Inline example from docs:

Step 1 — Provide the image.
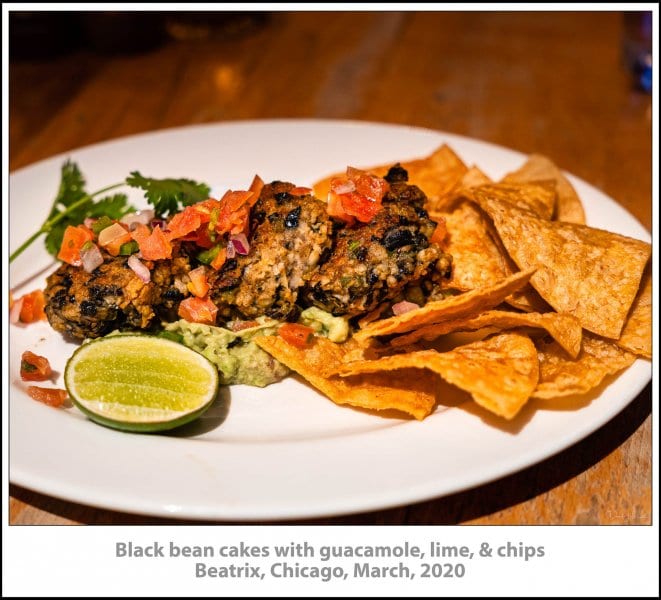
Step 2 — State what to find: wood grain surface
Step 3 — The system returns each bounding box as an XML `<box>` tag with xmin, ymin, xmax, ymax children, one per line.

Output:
<box><xmin>8</xmin><ymin>10</ymin><xmax>652</xmax><ymax>525</ymax></box>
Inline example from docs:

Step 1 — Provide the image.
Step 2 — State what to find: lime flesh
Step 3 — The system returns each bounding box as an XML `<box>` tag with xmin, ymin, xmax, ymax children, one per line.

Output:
<box><xmin>64</xmin><ymin>334</ymin><xmax>219</xmax><ymax>432</ymax></box>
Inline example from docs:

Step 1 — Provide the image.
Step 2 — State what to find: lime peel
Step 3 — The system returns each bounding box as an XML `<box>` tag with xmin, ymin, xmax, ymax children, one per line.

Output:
<box><xmin>64</xmin><ymin>334</ymin><xmax>219</xmax><ymax>432</ymax></box>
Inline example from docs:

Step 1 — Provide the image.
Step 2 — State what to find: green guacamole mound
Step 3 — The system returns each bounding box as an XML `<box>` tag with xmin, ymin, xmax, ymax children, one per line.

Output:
<box><xmin>164</xmin><ymin>317</ymin><xmax>290</xmax><ymax>388</ymax></box>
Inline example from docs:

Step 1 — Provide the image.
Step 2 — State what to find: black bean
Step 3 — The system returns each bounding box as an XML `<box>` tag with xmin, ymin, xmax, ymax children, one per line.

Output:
<box><xmin>80</xmin><ymin>301</ymin><xmax>97</xmax><ymax>316</ymax></box>
<box><xmin>382</xmin><ymin>227</ymin><xmax>414</xmax><ymax>251</ymax></box>
<box><xmin>311</xmin><ymin>283</ymin><xmax>328</xmax><ymax>302</ymax></box>
<box><xmin>385</xmin><ymin>163</ymin><xmax>409</xmax><ymax>183</ymax></box>
<box><xmin>284</xmin><ymin>206</ymin><xmax>301</xmax><ymax>228</ymax></box>
<box><xmin>274</xmin><ymin>191</ymin><xmax>291</xmax><ymax>204</ymax></box>
<box><xmin>354</xmin><ymin>246</ymin><xmax>368</xmax><ymax>261</ymax></box>
<box><xmin>163</xmin><ymin>288</ymin><xmax>184</xmax><ymax>302</ymax></box>
<box><xmin>318</xmin><ymin>246</ymin><xmax>332</xmax><ymax>266</ymax></box>
<box><xmin>397</xmin><ymin>259</ymin><xmax>414</xmax><ymax>276</ymax></box>
<box><xmin>252</xmin><ymin>210</ymin><xmax>266</xmax><ymax>225</ymax></box>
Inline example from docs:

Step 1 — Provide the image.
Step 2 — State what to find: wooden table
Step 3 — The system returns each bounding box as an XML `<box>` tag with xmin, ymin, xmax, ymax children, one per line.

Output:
<box><xmin>9</xmin><ymin>10</ymin><xmax>651</xmax><ymax>525</ymax></box>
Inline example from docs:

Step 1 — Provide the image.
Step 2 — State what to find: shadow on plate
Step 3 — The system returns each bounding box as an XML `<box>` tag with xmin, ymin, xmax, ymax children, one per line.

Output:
<box><xmin>165</xmin><ymin>387</ymin><xmax>232</xmax><ymax>438</ymax></box>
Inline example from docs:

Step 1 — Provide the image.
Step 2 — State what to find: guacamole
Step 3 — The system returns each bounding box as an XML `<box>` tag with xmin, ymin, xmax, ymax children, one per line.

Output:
<box><xmin>164</xmin><ymin>317</ymin><xmax>290</xmax><ymax>387</ymax></box>
<box><xmin>298</xmin><ymin>307</ymin><xmax>350</xmax><ymax>342</ymax></box>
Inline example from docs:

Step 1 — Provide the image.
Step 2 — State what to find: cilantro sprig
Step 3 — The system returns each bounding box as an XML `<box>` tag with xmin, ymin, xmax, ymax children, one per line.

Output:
<box><xmin>9</xmin><ymin>161</ymin><xmax>211</xmax><ymax>263</ymax></box>
<box><xmin>125</xmin><ymin>172</ymin><xmax>211</xmax><ymax>217</ymax></box>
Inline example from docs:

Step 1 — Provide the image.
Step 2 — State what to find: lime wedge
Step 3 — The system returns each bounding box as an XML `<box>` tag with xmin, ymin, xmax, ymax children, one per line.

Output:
<box><xmin>64</xmin><ymin>334</ymin><xmax>219</xmax><ymax>432</ymax></box>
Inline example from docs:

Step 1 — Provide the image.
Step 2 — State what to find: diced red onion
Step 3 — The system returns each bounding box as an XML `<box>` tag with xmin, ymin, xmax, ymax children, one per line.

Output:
<box><xmin>226</xmin><ymin>239</ymin><xmax>236</xmax><ymax>259</ymax></box>
<box><xmin>230</xmin><ymin>233</ymin><xmax>250</xmax><ymax>255</ymax></box>
<box><xmin>128</xmin><ymin>254</ymin><xmax>151</xmax><ymax>283</ymax></box>
<box><xmin>84</xmin><ymin>217</ymin><xmax>96</xmax><ymax>228</ymax></box>
<box><xmin>10</xmin><ymin>296</ymin><xmax>24</xmax><ymax>324</ymax></box>
<box><xmin>120</xmin><ymin>209</ymin><xmax>155</xmax><ymax>228</ymax></box>
<box><xmin>391</xmin><ymin>300</ymin><xmax>419</xmax><ymax>316</ymax></box>
<box><xmin>80</xmin><ymin>244</ymin><xmax>104</xmax><ymax>273</ymax></box>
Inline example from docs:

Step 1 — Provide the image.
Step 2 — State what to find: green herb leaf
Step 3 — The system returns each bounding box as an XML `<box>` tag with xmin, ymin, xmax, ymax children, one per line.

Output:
<box><xmin>47</xmin><ymin>160</ymin><xmax>88</xmax><ymax>220</ymax></box>
<box><xmin>43</xmin><ymin>190</ymin><xmax>133</xmax><ymax>257</ymax></box>
<box><xmin>85</xmin><ymin>193</ymin><xmax>134</xmax><ymax>220</ymax></box>
<box><xmin>125</xmin><ymin>172</ymin><xmax>211</xmax><ymax>217</ymax></box>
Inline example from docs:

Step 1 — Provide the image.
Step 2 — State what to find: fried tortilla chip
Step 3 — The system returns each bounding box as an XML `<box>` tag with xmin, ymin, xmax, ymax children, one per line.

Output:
<box><xmin>440</xmin><ymin>201</ymin><xmax>512</xmax><ymax>291</ymax></box>
<box><xmin>474</xmin><ymin>195</ymin><xmax>651</xmax><ymax>339</ymax></box>
<box><xmin>436</xmin><ymin>200</ymin><xmax>549</xmax><ymax>313</ymax></box>
<box><xmin>353</xmin><ymin>268</ymin><xmax>536</xmax><ymax>342</ymax></box>
<box><xmin>254</xmin><ymin>335</ymin><xmax>437</xmax><ymax>419</ymax></box>
<box><xmin>458</xmin><ymin>165</ymin><xmax>492</xmax><ymax>188</ymax></box>
<box><xmin>532</xmin><ymin>333</ymin><xmax>637</xmax><ymax>399</ymax></box>
<box><xmin>337</xmin><ymin>332</ymin><xmax>539</xmax><ymax>420</ymax></box>
<box><xmin>390</xmin><ymin>309</ymin><xmax>583</xmax><ymax>358</ymax></box>
<box><xmin>466</xmin><ymin>181</ymin><xmax>557</xmax><ymax>220</ymax></box>
<box><xmin>312</xmin><ymin>144</ymin><xmax>468</xmax><ymax>212</ymax></box>
<box><xmin>502</xmin><ymin>154</ymin><xmax>586</xmax><ymax>224</ymax></box>
<box><xmin>616</xmin><ymin>263</ymin><xmax>651</xmax><ymax>358</ymax></box>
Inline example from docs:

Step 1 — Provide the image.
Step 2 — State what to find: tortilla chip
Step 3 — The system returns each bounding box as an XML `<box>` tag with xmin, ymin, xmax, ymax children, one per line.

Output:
<box><xmin>254</xmin><ymin>335</ymin><xmax>437</xmax><ymax>420</ymax></box>
<box><xmin>354</xmin><ymin>268</ymin><xmax>536</xmax><ymax>342</ymax></box>
<box><xmin>502</xmin><ymin>154</ymin><xmax>586</xmax><ymax>224</ymax></box>
<box><xmin>436</xmin><ymin>201</ymin><xmax>550</xmax><ymax>313</ymax></box>
<box><xmin>466</xmin><ymin>181</ymin><xmax>557</xmax><ymax>220</ymax></box>
<box><xmin>440</xmin><ymin>201</ymin><xmax>512</xmax><ymax>291</ymax></box>
<box><xmin>532</xmin><ymin>333</ymin><xmax>637</xmax><ymax>398</ymax></box>
<box><xmin>616</xmin><ymin>264</ymin><xmax>651</xmax><ymax>358</ymax></box>
<box><xmin>458</xmin><ymin>165</ymin><xmax>492</xmax><ymax>188</ymax></box>
<box><xmin>338</xmin><ymin>332</ymin><xmax>539</xmax><ymax>420</ymax></box>
<box><xmin>312</xmin><ymin>144</ymin><xmax>468</xmax><ymax>212</ymax></box>
<box><xmin>474</xmin><ymin>195</ymin><xmax>651</xmax><ymax>339</ymax></box>
<box><xmin>390</xmin><ymin>309</ymin><xmax>583</xmax><ymax>358</ymax></box>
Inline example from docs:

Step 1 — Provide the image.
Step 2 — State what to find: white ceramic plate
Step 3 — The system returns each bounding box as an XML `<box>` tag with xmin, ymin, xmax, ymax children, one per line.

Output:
<box><xmin>8</xmin><ymin>120</ymin><xmax>651</xmax><ymax>521</ymax></box>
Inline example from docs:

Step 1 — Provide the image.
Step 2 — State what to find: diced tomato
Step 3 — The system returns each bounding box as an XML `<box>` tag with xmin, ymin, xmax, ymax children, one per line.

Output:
<box><xmin>26</xmin><ymin>386</ymin><xmax>68</xmax><ymax>408</ymax></box>
<box><xmin>20</xmin><ymin>351</ymin><xmax>52</xmax><ymax>381</ymax></box>
<box><xmin>327</xmin><ymin>191</ymin><xmax>356</xmax><ymax>225</ymax></box>
<box><xmin>346</xmin><ymin>167</ymin><xmax>389</xmax><ymax>204</ymax></box>
<box><xmin>190</xmin><ymin>199</ymin><xmax>222</xmax><ymax>222</ymax></box>
<box><xmin>130</xmin><ymin>222</ymin><xmax>151</xmax><ymax>245</ymax></box>
<box><xmin>278</xmin><ymin>323</ymin><xmax>315</xmax><ymax>349</ymax></box>
<box><xmin>430</xmin><ymin>217</ymin><xmax>447</xmax><ymax>245</ymax></box>
<box><xmin>166</xmin><ymin>206</ymin><xmax>203</xmax><ymax>241</ymax></box>
<box><xmin>220</xmin><ymin>189</ymin><xmax>254</xmax><ymax>213</ymax></box>
<box><xmin>288</xmin><ymin>186</ymin><xmax>313</xmax><ymax>196</ymax></box>
<box><xmin>178</xmin><ymin>296</ymin><xmax>218</xmax><ymax>325</ymax></box>
<box><xmin>187</xmin><ymin>266</ymin><xmax>210</xmax><ymax>298</ymax></box>
<box><xmin>340</xmin><ymin>191</ymin><xmax>383</xmax><ymax>222</ymax></box>
<box><xmin>326</xmin><ymin>168</ymin><xmax>388</xmax><ymax>224</ymax></box>
<box><xmin>191</xmin><ymin>226</ymin><xmax>217</xmax><ymax>249</ymax></box>
<box><xmin>215</xmin><ymin>190</ymin><xmax>254</xmax><ymax>236</ymax></box>
<box><xmin>131</xmin><ymin>224</ymin><xmax>172</xmax><ymax>261</ymax></box>
<box><xmin>248</xmin><ymin>174</ymin><xmax>265</xmax><ymax>205</ymax></box>
<box><xmin>227</xmin><ymin>204</ymin><xmax>251</xmax><ymax>236</ymax></box>
<box><xmin>57</xmin><ymin>225</ymin><xmax>95</xmax><ymax>266</ymax></box>
<box><xmin>18</xmin><ymin>289</ymin><xmax>47</xmax><ymax>323</ymax></box>
<box><xmin>210</xmin><ymin>247</ymin><xmax>227</xmax><ymax>271</ymax></box>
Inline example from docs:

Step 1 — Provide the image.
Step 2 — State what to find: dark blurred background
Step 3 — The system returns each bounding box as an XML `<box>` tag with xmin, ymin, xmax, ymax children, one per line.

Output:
<box><xmin>9</xmin><ymin>11</ymin><xmax>272</xmax><ymax>57</ymax></box>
